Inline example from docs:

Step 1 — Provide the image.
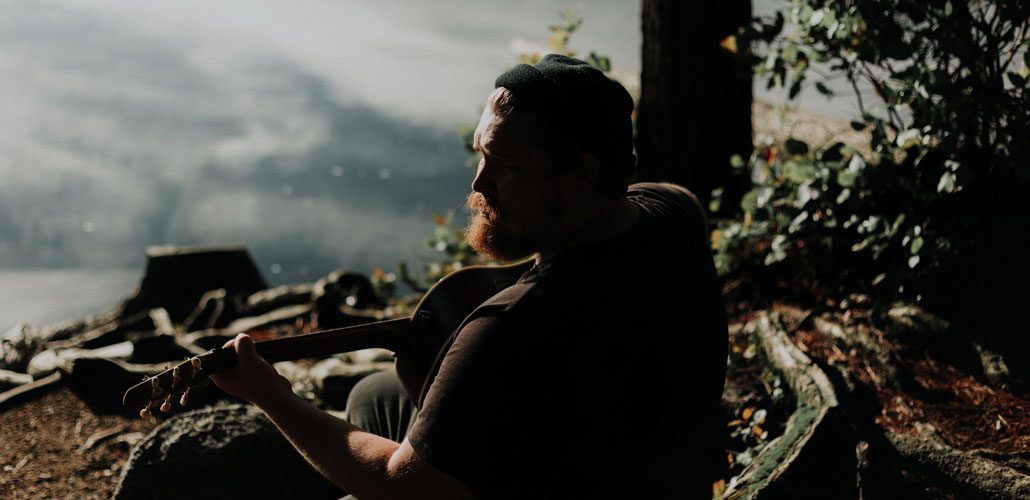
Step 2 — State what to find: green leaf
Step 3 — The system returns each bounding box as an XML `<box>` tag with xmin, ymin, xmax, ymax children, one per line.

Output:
<box><xmin>937</xmin><ymin>171</ymin><xmax>957</xmax><ymax>193</ymax></box>
<box><xmin>782</xmin><ymin>43</ymin><xmax>798</xmax><ymax>64</ymax></box>
<box><xmin>836</xmin><ymin>188</ymin><xmax>851</xmax><ymax>204</ymax></box>
<box><xmin>944</xmin><ymin>1</ymin><xmax>953</xmax><ymax>16</ymax></box>
<box><xmin>910</xmin><ymin>236</ymin><xmax>924</xmax><ymax>254</ymax></box>
<box><xmin>730</xmin><ymin>154</ymin><xmax>746</xmax><ymax>169</ymax></box>
<box><xmin>785</xmin><ymin>162</ymin><xmax>817</xmax><ymax>183</ymax></box>
<box><xmin>741</xmin><ymin>190</ymin><xmax>758</xmax><ymax>215</ymax></box>
<box><xmin>588</xmin><ymin>52</ymin><xmax>612</xmax><ymax>73</ymax></box>
<box><xmin>788</xmin><ymin>78</ymin><xmax>803</xmax><ymax>99</ymax></box>
<box><xmin>837</xmin><ymin>170</ymin><xmax>858</xmax><ymax>187</ymax></box>
<box><xmin>785</xmin><ymin>138</ymin><xmax>810</xmax><ymax>155</ymax></box>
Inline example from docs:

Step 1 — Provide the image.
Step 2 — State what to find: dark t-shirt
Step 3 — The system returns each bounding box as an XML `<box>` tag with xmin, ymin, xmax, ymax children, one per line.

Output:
<box><xmin>407</xmin><ymin>182</ymin><xmax>729</xmax><ymax>499</ymax></box>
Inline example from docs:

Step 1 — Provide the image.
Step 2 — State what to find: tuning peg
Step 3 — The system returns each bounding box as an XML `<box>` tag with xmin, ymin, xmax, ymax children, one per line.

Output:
<box><xmin>171</xmin><ymin>366</ymin><xmax>182</xmax><ymax>388</ymax></box>
<box><xmin>139</xmin><ymin>400</ymin><xmax>155</xmax><ymax>421</ymax></box>
<box><xmin>180</xmin><ymin>385</ymin><xmax>194</xmax><ymax>406</ymax></box>
<box><xmin>190</xmin><ymin>356</ymin><xmax>203</xmax><ymax>374</ymax></box>
<box><xmin>149</xmin><ymin>376</ymin><xmax>162</xmax><ymax>399</ymax></box>
<box><xmin>160</xmin><ymin>393</ymin><xmax>174</xmax><ymax>412</ymax></box>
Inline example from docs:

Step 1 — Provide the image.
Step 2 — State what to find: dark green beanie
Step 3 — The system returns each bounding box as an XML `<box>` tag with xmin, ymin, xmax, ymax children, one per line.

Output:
<box><xmin>494</xmin><ymin>54</ymin><xmax>635</xmax><ymax>188</ymax></box>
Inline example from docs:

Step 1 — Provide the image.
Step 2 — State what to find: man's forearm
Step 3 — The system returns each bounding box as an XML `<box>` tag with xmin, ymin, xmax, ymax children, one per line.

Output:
<box><xmin>255</xmin><ymin>390</ymin><xmax>404</xmax><ymax>500</ymax></box>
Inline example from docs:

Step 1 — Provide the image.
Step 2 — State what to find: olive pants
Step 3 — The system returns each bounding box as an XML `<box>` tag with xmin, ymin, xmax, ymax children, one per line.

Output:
<box><xmin>339</xmin><ymin>370</ymin><xmax>419</xmax><ymax>500</ymax></box>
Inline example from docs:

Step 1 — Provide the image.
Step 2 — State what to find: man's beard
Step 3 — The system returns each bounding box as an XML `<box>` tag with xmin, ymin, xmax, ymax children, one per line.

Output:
<box><xmin>464</xmin><ymin>192</ymin><xmax>538</xmax><ymax>262</ymax></box>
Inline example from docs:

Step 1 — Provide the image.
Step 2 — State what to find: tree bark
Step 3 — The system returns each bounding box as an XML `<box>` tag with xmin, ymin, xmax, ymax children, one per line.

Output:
<box><xmin>635</xmin><ymin>0</ymin><xmax>752</xmax><ymax>213</ymax></box>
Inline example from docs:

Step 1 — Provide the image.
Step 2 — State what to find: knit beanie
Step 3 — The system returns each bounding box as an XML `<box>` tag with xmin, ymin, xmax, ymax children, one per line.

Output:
<box><xmin>494</xmin><ymin>54</ymin><xmax>635</xmax><ymax>188</ymax></box>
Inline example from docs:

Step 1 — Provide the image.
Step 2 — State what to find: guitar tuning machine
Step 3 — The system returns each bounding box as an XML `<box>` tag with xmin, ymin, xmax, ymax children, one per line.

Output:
<box><xmin>139</xmin><ymin>400</ymin><xmax>155</xmax><ymax>421</ymax></box>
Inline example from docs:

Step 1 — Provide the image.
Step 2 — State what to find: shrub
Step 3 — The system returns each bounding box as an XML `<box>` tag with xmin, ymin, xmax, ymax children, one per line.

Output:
<box><xmin>716</xmin><ymin>0</ymin><xmax>1029</xmax><ymax>315</ymax></box>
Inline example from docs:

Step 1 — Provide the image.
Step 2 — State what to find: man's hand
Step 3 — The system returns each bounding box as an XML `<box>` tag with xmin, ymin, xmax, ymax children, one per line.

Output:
<box><xmin>209</xmin><ymin>333</ymin><xmax>293</xmax><ymax>408</ymax></box>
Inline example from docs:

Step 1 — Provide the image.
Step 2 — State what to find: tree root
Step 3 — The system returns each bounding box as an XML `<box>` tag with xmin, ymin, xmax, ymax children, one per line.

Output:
<box><xmin>723</xmin><ymin>308</ymin><xmax>1030</xmax><ymax>499</ymax></box>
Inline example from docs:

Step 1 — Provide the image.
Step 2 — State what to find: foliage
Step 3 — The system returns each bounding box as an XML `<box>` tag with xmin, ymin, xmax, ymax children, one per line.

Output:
<box><xmin>715</xmin><ymin>0</ymin><xmax>1030</xmax><ymax>309</ymax></box>
<box><xmin>395</xmin><ymin>209</ymin><xmax>485</xmax><ymax>293</ymax></box>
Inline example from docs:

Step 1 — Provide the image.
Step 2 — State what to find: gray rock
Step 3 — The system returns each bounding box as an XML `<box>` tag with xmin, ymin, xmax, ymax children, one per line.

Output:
<box><xmin>114</xmin><ymin>404</ymin><xmax>344</xmax><ymax>500</ymax></box>
<box><xmin>309</xmin><ymin>357</ymin><xmax>394</xmax><ymax>410</ymax></box>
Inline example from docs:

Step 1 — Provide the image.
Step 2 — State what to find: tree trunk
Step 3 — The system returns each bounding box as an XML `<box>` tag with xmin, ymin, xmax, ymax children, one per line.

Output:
<box><xmin>635</xmin><ymin>0</ymin><xmax>752</xmax><ymax>214</ymax></box>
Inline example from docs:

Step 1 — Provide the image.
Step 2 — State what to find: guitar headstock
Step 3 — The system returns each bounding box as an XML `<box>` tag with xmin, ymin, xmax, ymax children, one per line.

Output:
<box><xmin>122</xmin><ymin>347</ymin><xmax>236</xmax><ymax>419</ymax></box>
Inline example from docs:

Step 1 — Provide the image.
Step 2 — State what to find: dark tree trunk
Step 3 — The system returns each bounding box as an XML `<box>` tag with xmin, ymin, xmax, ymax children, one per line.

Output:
<box><xmin>634</xmin><ymin>0</ymin><xmax>753</xmax><ymax>214</ymax></box>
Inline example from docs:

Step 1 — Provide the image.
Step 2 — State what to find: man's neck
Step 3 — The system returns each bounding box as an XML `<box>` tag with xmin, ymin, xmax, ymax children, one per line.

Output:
<box><xmin>535</xmin><ymin>194</ymin><xmax>640</xmax><ymax>266</ymax></box>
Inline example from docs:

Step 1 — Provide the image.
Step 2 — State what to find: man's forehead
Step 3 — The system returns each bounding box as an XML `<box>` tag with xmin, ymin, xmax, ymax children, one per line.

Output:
<box><xmin>473</xmin><ymin>107</ymin><xmax>533</xmax><ymax>154</ymax></box>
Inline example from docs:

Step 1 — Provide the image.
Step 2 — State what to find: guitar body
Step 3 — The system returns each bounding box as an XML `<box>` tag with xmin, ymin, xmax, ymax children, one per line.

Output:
<box><xmin>397</xmin><ymin>258</ymin><xmax>534</xmax><ymax>406</ymax></box>
<box><xmin>123</xmin><ymin>258</ymin><xmax>534</xmax><ymax>416</ymax></box>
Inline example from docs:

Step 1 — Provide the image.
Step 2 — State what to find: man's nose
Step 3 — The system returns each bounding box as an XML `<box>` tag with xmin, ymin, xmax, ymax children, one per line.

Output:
<box><xmin>471</xmin><ymin>157</ymin><xmax>491</xmax><ymax>194</ymax></box>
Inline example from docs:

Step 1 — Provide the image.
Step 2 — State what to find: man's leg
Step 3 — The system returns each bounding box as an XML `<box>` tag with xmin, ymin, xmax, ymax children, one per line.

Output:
<box><xmin>345</xmin><ymin>369</ymin><xmax>420</xmax><ymax>446</ymax></box>
<box><xmin>338</xmin><ymin>369</ymin><xmax>419</xmax><ymax>500</ymax></box>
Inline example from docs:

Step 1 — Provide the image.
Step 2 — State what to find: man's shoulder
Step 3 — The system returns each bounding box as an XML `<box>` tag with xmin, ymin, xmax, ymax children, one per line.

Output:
<box><xmin>627</xmin><ymin>181</ymin><xmax>709</xmax><ymax>241</ymax></box>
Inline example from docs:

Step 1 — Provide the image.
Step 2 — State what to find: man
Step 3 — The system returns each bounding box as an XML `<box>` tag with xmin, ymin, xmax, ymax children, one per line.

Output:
<box><xmin>212</xmin><ymin>54</ymin><xmax>728</xmax><ymax>499</ymax></box>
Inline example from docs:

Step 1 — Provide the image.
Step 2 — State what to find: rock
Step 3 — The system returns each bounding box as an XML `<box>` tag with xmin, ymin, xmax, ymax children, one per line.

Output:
<box><xmin>313</xmin><ymin>269</ymin><xmax>387</xmax><ymax>328</ymax></box>
<box><xmin>26</xmin><ymin>341</ymin><xmax>134</xmax><ymax>379</ymax></box>
<box><xmin>309</xmin><ymin>357</ymin><xmax>394</xmax><ymax>410</ymax></box>
<box><xmin>116</xmin><ymin>245</ymin><xmax>267</xmax><ymax>325</ymax></box>
<box><xmin>114</xmin><ymin>404</ymin><xmax>344</xmax><ymax>500</ymax></box>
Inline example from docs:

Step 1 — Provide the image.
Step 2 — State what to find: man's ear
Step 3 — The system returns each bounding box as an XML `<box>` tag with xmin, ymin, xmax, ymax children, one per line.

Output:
<box><xmin>571</xmin><ymin>153</ymin><xmax>601</xmax><ymax>194</ymax></box>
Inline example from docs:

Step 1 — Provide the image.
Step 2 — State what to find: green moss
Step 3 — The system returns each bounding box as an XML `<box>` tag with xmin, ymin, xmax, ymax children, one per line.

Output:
<box><xmin>745</xmin><ymin>403</ymin><xmax>821</xmax><ymax>495</ymax></box>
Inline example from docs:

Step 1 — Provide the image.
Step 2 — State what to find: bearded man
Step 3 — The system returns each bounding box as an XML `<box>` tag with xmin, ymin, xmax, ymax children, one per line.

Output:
<box><xmin>212</xmin><ymin>54</ymin><xmax>728</xmax><ymax>499</ymax></box>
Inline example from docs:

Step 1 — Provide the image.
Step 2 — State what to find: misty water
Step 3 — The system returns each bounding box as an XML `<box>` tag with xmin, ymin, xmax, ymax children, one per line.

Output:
<box><xmin>0</xmin><ymin>0</ymin><xmax>850</xmax><ymax>331</ymax></box>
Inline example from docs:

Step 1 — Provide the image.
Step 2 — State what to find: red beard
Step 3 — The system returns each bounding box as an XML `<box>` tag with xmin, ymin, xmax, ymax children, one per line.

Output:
<box><xmin>464</xmin><ymin>192</ymin><xmax>533</xmax><ymax>262</ymax></box>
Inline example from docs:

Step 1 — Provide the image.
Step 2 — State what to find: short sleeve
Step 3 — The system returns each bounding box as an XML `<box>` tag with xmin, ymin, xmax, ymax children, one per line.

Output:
<box><xmin>405</xmin><ymin>313</ymin><xmax>532</xmax><ymax>495</ymax></box>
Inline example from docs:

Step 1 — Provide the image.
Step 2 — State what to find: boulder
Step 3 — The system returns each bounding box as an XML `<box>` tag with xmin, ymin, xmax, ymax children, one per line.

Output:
<box><xmin>114</xmin><ymin>404</ymin><xmax>344</xmax><ymax>500</ymax></box>
<box><xmin>309</xmin><ymin>357</ymin><xmax>394</xmax><ymax>410</ymax></box>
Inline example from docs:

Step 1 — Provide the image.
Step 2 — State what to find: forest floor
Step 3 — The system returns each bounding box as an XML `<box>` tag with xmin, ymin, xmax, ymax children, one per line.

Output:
<box><xmin>5</xmin><ymin>301</ymin><xmax>1026</xmax><ymax>499</ymax></box>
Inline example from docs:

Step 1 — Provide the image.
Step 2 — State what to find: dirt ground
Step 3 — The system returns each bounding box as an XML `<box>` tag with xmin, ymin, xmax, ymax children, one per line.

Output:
<box><xmin>0</xmin><ymin>386</ymin><xmax>154</xmax><ymax>499</ymax></box>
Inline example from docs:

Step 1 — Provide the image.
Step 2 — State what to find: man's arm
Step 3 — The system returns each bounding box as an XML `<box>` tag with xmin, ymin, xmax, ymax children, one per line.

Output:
<box><xmin>210</xmin><ymin>334</ymin><xmax>474</xmax><ymax>500</ymax></box>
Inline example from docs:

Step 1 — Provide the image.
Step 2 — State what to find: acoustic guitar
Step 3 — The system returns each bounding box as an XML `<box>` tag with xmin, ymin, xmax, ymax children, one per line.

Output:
<box><xmin>122</xmin><ymin>258</ymin><xmax>534</xmax><ymax>419</ymax></box>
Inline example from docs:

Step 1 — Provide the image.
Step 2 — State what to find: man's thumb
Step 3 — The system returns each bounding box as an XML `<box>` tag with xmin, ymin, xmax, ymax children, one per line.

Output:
<box><xmin>234</xmin><ymin>333</ymin><xmax>258</xmax><ymax>361</ymax></box>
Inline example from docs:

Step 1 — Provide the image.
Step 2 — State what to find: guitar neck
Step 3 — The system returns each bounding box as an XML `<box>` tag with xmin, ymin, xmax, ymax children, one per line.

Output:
<box><xmin>253</xmin><ymin>317</ymin><xmax>412</xmax><ymax>364</ymax></box>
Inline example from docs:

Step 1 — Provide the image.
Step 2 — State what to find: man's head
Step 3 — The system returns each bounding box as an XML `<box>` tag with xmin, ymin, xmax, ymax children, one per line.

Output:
<box><xmin>465</xmin><ymin>54</ymin><xmax>635</xmax><ymax>262</ymax></box>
